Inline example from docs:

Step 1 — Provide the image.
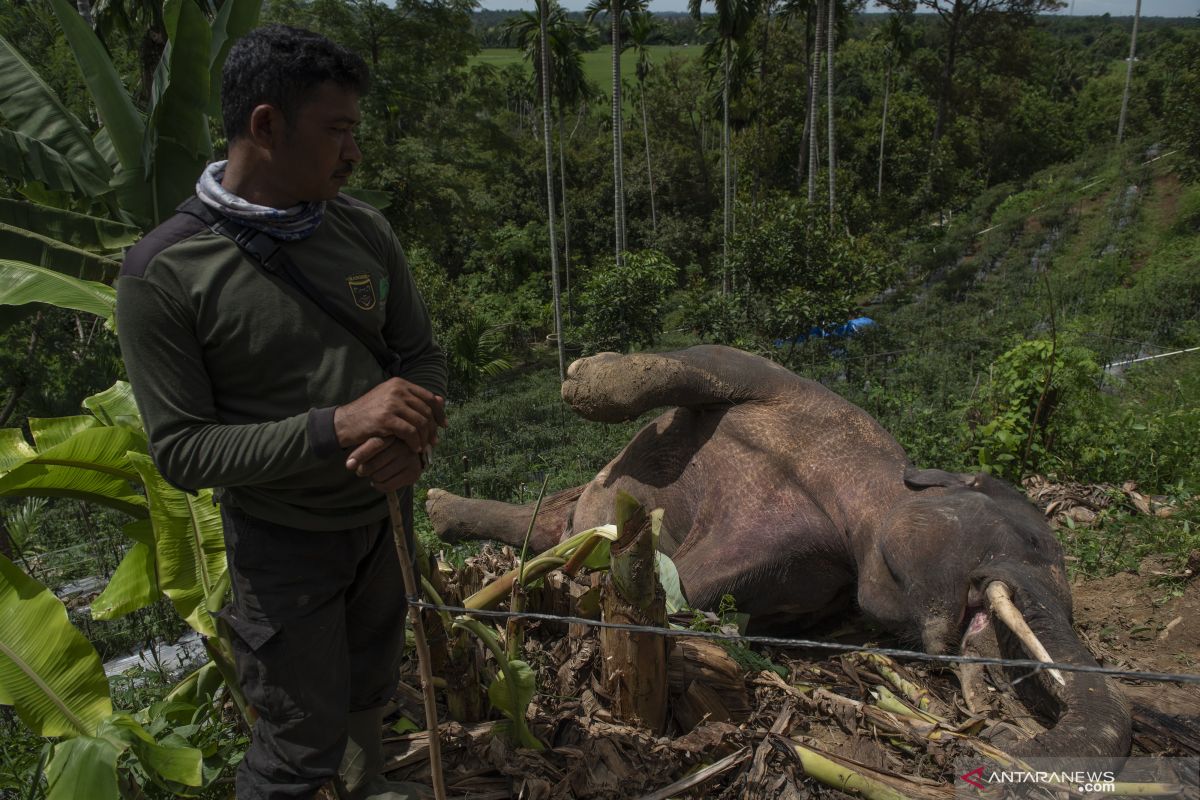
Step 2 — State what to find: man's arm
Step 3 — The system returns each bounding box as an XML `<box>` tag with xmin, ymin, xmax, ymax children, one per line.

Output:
<box><xmin>117</xmin><ymin>276</ymin><xmax>338</xmax><ymax>492</ymax></box>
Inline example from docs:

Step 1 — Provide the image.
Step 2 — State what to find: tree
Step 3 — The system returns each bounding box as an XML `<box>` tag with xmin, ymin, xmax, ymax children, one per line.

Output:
<box><xmin>689</xmin><ymin>0</ymin><xmax>760</xmax><ymax>293</ymax></box>
<box><xmin>627</xmin><ymin>11</ymin><xmax>658</xmax><ymax>238</ymax></box>
<box><xmin>586</xmin><ymin>0</ymin><xmax>648</xmax><ymax>266</ymax></box>
<box><xmin>874</xmin><ymin>5</ymin><xmax>915</xmax><ymax>198</ymax></box>
<box><xmin>882</xmin><ymin>0</ymin><xmax>1062</xmax><ymax>152</ymax></box>
<box><xmin>1114</xmin><ymin>0</ymin><xmax>1141</xmax><ymax>145</ymax></box>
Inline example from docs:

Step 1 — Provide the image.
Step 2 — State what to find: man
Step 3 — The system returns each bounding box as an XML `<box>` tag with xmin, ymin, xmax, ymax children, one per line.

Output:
<box><xmin>116</xmin><ymin>24</ymin><xmax>445</xmax><ymax>800</ymax></box>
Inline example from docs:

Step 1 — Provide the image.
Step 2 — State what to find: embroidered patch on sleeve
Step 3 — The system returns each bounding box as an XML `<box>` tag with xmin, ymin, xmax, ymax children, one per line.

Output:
<box><xmin>346</xmin><ymin>274</ymin><xmax>376</xmax><ymax>310</ymax></box>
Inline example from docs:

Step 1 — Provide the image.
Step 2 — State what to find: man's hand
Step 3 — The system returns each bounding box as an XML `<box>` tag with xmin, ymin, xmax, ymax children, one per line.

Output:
<box><xmin>334</xmin><ymin>378</ymin><xmax>448</xmax><ymax>453</ymax></box>
<box><xmin>345</xmin><ymin>437</ymin><xmax>424</xmax><ymax>492</ymax></box>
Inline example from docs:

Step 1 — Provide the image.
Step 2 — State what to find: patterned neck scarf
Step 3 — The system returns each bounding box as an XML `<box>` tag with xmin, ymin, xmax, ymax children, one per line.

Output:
<box><xmin>195</xmin><ymin>160</ymin><xmax>325</xmax><ymax>241</ymax></box>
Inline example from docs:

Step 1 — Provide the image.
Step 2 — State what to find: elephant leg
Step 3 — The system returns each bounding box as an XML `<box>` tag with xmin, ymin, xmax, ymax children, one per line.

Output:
<box><xmin>425</xmin><ymin>485</ymin><xmax>584</xmax><ymax>554</ymax></box>
<box><xmin>561</xmin><ymin>345</ymin><xmax>795</xmax><ymax>423</ymax></box>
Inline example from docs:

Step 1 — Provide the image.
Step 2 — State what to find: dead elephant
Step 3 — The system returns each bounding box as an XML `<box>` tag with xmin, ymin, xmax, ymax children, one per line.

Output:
<box><xmin>427</xmin><ymin>345</ymin><xmax>1131</xmax><ymax>758</ymax></box>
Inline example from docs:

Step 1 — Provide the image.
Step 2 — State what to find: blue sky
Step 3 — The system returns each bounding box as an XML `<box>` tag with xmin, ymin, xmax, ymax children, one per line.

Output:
<box><xmin>478</xmin><ymin>0</ymin><xmax>1199</xmax><ymax>17</ymax></box>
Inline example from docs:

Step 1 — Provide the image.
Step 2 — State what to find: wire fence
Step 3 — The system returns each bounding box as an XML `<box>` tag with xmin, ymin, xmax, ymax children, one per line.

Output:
<box><xmin>408</xmin><ymin>599</ymin><xmax>1200</xmax><ymax>686</ymax></box>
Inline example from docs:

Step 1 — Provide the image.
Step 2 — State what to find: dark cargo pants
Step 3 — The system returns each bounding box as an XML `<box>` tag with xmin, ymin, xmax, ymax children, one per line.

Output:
<box><xmin>218</xmin><ymin>492</ymin><xmax>412</xmax><ymax>800</ymax></box>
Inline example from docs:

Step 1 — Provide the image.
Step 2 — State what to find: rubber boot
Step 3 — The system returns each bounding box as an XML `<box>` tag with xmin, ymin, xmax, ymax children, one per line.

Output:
<box><xmin>336</xmin><ymin>708</ymin><xmax>429</xmax><ymax>800</ymax></box>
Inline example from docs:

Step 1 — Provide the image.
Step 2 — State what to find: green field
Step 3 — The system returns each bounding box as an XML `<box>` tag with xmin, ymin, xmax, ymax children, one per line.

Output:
<box><xmin>474</xmin><ymin>45</ymin><xmax>700</xmax><ymax>89</ymax></box>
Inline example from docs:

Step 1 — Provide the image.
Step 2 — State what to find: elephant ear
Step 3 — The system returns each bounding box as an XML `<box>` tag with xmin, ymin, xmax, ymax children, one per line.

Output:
<box><xmin>903</xmin><ymin>466</ymin><xmax>976</xmax><ymax>490</ymax></box>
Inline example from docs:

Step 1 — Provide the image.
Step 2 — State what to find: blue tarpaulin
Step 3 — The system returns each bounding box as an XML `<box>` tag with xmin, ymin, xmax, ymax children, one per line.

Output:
<box><xmin>774</xmin><ymin>317</ymin><xmax>876</xmax><ymax>347</ymax></box>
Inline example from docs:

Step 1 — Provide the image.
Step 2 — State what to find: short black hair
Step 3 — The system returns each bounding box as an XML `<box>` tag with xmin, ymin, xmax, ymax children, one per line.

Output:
<box><xmin>222</xmin><ymin>24</ymin><xmax>369</xmax><ymax>142</ymax></box>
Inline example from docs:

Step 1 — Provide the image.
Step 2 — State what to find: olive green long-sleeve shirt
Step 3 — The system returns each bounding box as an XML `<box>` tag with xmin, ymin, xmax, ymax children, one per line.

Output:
<box><xmin>116</xmin><ymin>195</ymin><xmax>446</xmax><ymax>531</ymax></box>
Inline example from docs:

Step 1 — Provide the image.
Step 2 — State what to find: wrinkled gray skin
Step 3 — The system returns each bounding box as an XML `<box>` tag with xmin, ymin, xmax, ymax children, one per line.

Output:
<box><xmin>427</xmin><ymin>346</ymin><xmax>1130</xmax><ymax>758</ymax></box>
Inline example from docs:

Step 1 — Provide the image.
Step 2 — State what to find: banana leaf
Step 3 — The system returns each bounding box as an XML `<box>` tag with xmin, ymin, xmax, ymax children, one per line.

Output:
<box><xmin>0</xmin><ymin>35</ymin><xmax>112</xmax><ymax>198</ymax></box>
<box><xmin>0</xmin><ymin>428</ymin><xmax>37</xmax><ymax>475</ymax></box>
<box><xmin>91</xmin><ymin>520</ymin><xmax>159</xmax><ymax>621</ymax></box>
<box><xmin>0</xmin><ymin>259</ymin><xmax>116</xmax><ymax>324</ymax></box>
<box><xmin>97</xmin><ymin>713</ymin><xmax>204</xmax><ymax>787</ymax></box>
<box><xmin>0</xmin><ymin>460</ymin><xmax>148</xmax><ymax>518</ymax></box>
<box><xmin>0</xmin><ymin>129</ymin><xmax>88</xmax><ymax>196</ymax></box>
<box><xmin>44</xmin><ymin>736</ymin><xmax>121</xmax><ymax>800</ymax></box>
<box><xmin>22</xmin><ymin>425</ymin><xmax>145</xmax><ymax>481</ymax></box>
<box><xmin>0</xmin><ymin>222</ymin><xmax>122</xmax><ymax>283</ymax></box>
<box><xmin>207</xmin><ymin>0</ymin><xmax>263</xmax><ymax>117</ymax></box>
<box><xmin>145</xmin><ymin>0</ymin><xmax>214</xmax><ymax>223</ymax></box>
<box><xmin>0</xmin><ymin>198</ymin><xmax>139</xmax><ymax>253</ymax></box>
<box><xmin>46</xmin><ymin>0</ymin><xmax>144</xmax><ymax>174</ymax></box>
<box><xmin>128</xmin><ymin>453</ymin><xmax>226</xmax><ymax>637</ymax></box>
<box><xmin>0</xmin><ymin>554</ymin><xmax>113</xmax><ymax>738</ymax></box>
<box><xmin>28</xmin><ymin>415</ymin><xmax>102</xmax><ymax>452</ymax></box>
<box><xmin>83</xmin><ymin>381</ymin><xmax>141</xmax><ymax>427</ymax></box>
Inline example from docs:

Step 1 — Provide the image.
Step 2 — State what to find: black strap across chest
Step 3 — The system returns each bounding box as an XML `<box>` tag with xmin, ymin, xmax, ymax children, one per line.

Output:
<box><xmin>178</xmin><ymin>196</ymin><xmax>402</xmax><ymax>376</ymax></box>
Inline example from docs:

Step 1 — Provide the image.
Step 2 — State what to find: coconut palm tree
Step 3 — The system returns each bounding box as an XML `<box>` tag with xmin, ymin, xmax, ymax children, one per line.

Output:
<box><xmin>586</xmin><ymin>0</ymin><xmax>648</xmax><ymax>266</ymax></box>
<box><xmin>1115</xmin><ymin>0</ymin><xmax>1142</xmax><ymax>145</ymax></box>
<box><xmin>825</xmin><ymin>0</ymin><xmax>835</xmax><ymax>220</ymax></box>
<box><xmin>689</xmin><ymin>0</ymin><xmax>760</xmax><ymax>294</ymax></box>
<box><xmin>627</xmin><ymin>10</ymin><xmax>658</xmax><ymax>238</ymax></box>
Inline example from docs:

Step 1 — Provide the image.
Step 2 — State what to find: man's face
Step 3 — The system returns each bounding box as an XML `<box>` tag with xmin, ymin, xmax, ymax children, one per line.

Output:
<box><xmin>273</xmin><ymin>81</ymin><xmax>362</xmax><ymax>204</ymax></box>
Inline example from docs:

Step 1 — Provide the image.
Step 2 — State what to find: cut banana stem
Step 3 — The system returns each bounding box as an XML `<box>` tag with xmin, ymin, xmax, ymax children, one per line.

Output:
<box><xmin>985</xmin><ymin>582</ymin><xmax>1066</xmax><ymax>686</ymax></box>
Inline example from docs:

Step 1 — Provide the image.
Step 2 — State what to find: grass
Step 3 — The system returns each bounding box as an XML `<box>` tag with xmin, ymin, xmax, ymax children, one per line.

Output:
<box><xmin>473</xmin><ymin>44</ymin><xmax>700</xmax><ymax>91</ymax></box>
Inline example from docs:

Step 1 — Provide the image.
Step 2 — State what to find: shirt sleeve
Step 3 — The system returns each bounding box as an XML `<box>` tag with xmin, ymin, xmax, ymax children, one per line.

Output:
<box><xmin>382</xmin><ymin>228</ymin><xmax>448</xmax><ymax>398</ymax></box>
<box><xmin>116</xmin><ymin>274</ymin><xmax>337</xmax><ymax>493</ymax></box>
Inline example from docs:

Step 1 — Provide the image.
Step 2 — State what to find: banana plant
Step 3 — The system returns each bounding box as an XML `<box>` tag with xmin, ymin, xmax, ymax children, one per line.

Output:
<box><xmin>0</xmin><ymin>381</ymin><xmax>235</xmax><ymax>793</ymax></box>
<box><xmin>0</xmin><ymin>0</ymin><xmax>262</xmax><ymax>324</ymax></box>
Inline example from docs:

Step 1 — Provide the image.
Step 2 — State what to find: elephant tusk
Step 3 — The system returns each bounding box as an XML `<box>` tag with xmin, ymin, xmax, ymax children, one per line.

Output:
<box><xmin>985</xmin><ymin>582</ymin><xmax>1066</xmax><ymax>686</ymax></box>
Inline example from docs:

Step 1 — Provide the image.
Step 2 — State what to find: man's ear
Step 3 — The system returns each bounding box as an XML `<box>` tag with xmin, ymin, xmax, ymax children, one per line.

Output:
<box><xmin>246</xmin><ymin>104</ymin><xmax>285</xmax><ymax>150</ymax></box>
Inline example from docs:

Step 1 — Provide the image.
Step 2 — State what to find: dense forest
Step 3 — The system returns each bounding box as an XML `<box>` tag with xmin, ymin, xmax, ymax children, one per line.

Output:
<box><xmin>0</xmin><ymin>0</ymin><xmax>1198</xmax><ymax>796</ymax></box>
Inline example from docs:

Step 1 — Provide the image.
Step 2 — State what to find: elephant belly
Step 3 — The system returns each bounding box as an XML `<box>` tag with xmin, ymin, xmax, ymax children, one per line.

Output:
<box><xmin>571</xmin><ymin>406</ymin><xmax>857</xmax><ymax>628</ymax></box>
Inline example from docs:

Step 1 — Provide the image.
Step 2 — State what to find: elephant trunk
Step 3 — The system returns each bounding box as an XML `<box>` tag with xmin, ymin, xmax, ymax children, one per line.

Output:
<box><xmin>988</xmin><ymin>580</ymin><xmax>1131</xmax><ymax>759</ymax></box>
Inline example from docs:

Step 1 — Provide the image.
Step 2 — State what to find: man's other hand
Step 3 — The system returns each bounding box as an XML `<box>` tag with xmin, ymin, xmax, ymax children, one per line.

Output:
<box><xmin>334</xmin><ymin>378</ymin><xmax>448</xmax><ymax>453</ymax></box>
<box><xmin>344</xmin><ymin>437</ymin><xmax>423</xmax><ymax>491</ymax></box>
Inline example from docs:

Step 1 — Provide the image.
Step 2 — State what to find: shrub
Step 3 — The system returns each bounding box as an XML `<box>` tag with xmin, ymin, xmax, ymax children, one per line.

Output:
<box><xmin>577</xmin><ymin>250</ymin><xmax>678</xmax><ymax>353</ymax></box>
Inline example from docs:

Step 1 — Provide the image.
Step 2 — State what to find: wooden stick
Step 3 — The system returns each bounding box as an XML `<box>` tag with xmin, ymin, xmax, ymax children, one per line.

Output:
<box><xmin>389</xmin><ymin>491</ymin><xmax>447</xmax><ymax>800</ymax></box>
<box><xmin>635</xmin><ymin>747</ymin><xmax>751</xmax><ymax>800</ymax></box>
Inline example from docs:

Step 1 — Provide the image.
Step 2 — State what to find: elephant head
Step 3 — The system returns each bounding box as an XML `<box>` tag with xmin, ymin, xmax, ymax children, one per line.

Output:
<box><xmin>856</xmin><ymin>467</ymin><xmax>1131</xmax><ymax>758</ymax></box>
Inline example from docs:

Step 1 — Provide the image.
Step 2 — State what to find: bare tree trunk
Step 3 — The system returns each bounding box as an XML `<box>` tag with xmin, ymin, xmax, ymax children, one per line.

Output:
<box><xmin>540</xmin><ymin>0</ymin><xmax>565</xmax><ymax>380</ymax></box>
<box><xmin>640</xmin><ymin>84</ymin><xmax>657</xmax><ymax>238</ymax></box>
<box><xmin>1116</xmin><ymin>0</ymin><xmax>1142</xmax><ymax>145</ymax></box>
<box><xmin>826</xmin><ymin>0</ymin><xmax>836</xmax><ymax>220</ymax></box>
<box><xmin>807</xmin><ymin>1</ymin><xmax>824</xmax><ymax>204</ymax></box>
<box><xmin>931</xmin><ymin>2</ymin><xmax>962</xmax><ymax>151</ymax></box>
<box><xmin>878</xmin><ymin>57</ymin><xmax>892</xmax><ymax>198</ymax></box>
<box><xmin>611</xmin><ymin>3</ymin><xmax>627</xmax><ymax>264</ymax></box>
<box><xmin>558</xmin><ymin>107</ymin><xmax>574</xmax><ymax>327</ymax></box>
<box><xmin>722</xmin><ymin>50</ymin><xmax>731</xmax><ymax>295</ymax></box>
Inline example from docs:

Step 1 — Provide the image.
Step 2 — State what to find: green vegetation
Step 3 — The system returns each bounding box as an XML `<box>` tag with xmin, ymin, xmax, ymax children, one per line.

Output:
<box><xmin>1</xmin><ymin>0</ymin><xmax>1198</xmax><ymax>793</ymax></box>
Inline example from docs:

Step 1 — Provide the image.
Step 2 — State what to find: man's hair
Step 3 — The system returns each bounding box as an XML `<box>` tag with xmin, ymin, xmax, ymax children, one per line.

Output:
<box><xmin>222</xmin><ymin>24</ymin><xmax>369</xmax><ymax>142</ymax></box>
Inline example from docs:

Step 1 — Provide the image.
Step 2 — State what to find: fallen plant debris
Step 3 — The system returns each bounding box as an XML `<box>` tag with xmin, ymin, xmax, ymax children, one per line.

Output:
<box><xmin>1022</xmin><ymin>475</ymin><xmax>1180</xmax><ymax>527</ymax></box>
<box><xmin>340</xmin><ymin>544</ymin><xmax>1200</xmax><ymax>800</ymax></box>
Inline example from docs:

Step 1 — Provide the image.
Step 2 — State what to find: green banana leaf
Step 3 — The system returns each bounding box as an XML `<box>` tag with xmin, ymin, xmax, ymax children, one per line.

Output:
<box><xmin>0</xmin><ymin>222</ymin><xmax>122</xmax><ymax>283</ymax></box>
<box><xmin>0</xmin><ymin>428</ymin><xmax>37</xmax><ymax>475</ymax></box>
<box><xmin>91</xmin><ymin>520</ymin><xmax>159</xmax><ymax>621</ymax></box>
<box><xmin>163</xmin><ymin>661</ymin><xmax>222</xmax><ymax>708</ymax></box>
<box><xmin>28</xmin><ymin>415</ymin><xmax>102</xmax><ymax>451</ymax></box>
<box><xmin>46</xmin><ymin>0</ymin><xmax>144</xmax><ymax>174</ymax></box>
<box><xmin>44</xmin><ymin>736</ymin><xmax>121</xmax><ymax>800</ymax></box>
<box><xmin>0</xmin><ymin>198</ymin><xmax>140</xmax><ymax>253</ymax></box>
<box><xmin>0</xmin><ymin>259</ymin><xmax>116</xmax><ymax>323</ymax></box>
<box><xmin>146</xmin><ymin>0</ymin><xmax>214</xmax><ymax>223</ymax></box>
<box><xmin>18</xmin><ymin>425</ymin><xmax>145</xmax><ymax>482</ymax></box>
<box><xmin>83</xmin><ymin>381</ymin><xmax>141</xmax><ymax>427</ymax></box>
<box><xmin>0</xmin><ymin>35</ymin><xmax>112</xmax><ymax>198</ymax></box>
<box><xmin>0</xmin><ymin>129</ymin><xmax>88</xmax><ymax>196</ymax></box>
<box><xmin>128</xmin><ymin>453</ymin><xmax>226</xmax><ymax>637</ymax></box>
<box><xmin>0</xmin><ymin>460</ymin><xmax>148</xmax><ymax>518</ymax></box>
<box><xmin>207</xmin><ymin>0</ymin><xmax>263</xmax><ymax>117</ymax></box>
<box><xmin>0</xmin><ymin>554</ymin><xmax>113</xmax><ymax>738</ymax></box>
<box><xmin>97</xmin><ymin>713</ymin><xmax>204</xmax><ymax>787</ymax></box>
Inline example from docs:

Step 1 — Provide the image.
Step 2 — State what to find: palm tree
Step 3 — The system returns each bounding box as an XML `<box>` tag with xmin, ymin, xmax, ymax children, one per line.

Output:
<box><xmin>502</xmin><ymin>5</ymin><xmax>595</xmax><ymax>333</ymax></box>
<box><xmin>825</xmin><ymin>0</ymin><xmax>836</xmax><ymax>220</ymax></box>
<box><xmin>806</xmin><ymin>0</ymin><xmax>823</xmax><ymax>203</ymax></box>
<box><xmin>586</xmin><ymin>0</ymin><xmax>648</xmax><ymax>266</ymax></box>
<box><xmin>627</xmin><ymin>10</ymin><xmax>658</xmax><ymax>238</ymax></box>
<box><xmin>689</xmin><ymin>0</ymin><xmax>759</xmax><ymax>294</ymax></box>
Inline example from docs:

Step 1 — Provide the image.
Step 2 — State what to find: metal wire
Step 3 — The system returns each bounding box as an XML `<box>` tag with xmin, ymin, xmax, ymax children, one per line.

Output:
<box><xmin>408</xmin><ymin>598</ymin><xmax>1200</xmax><ymax>686</ymax></box>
